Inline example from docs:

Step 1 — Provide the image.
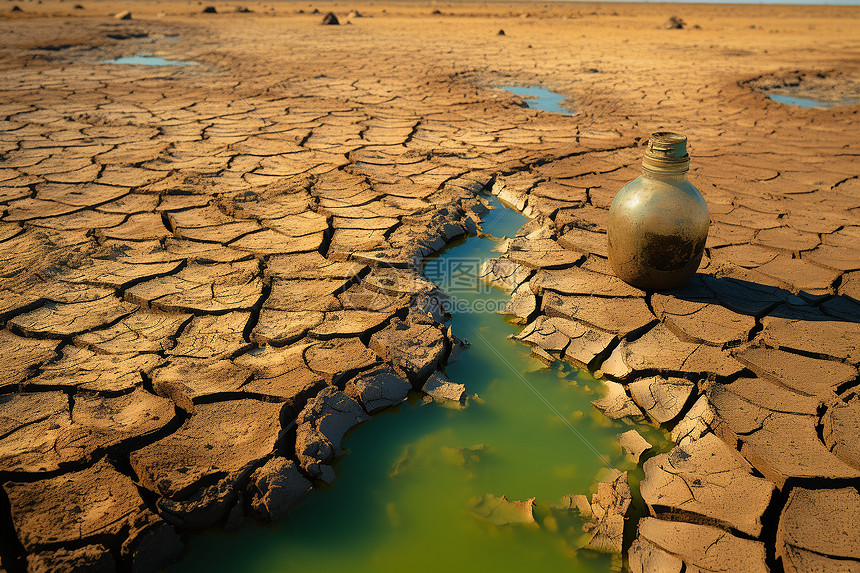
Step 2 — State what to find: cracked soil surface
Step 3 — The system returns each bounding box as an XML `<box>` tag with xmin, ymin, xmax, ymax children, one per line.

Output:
<box><xmin>0</xmin><ymin>1</ymin><xmax>858</xmax><ymax>572</ymax></box>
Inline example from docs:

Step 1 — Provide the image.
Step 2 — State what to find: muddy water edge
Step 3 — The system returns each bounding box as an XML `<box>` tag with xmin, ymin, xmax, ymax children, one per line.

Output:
<box><xmin>170</xmin><ymin>196</ymin><xmax>671</xmax><ymax>573</ymax></box>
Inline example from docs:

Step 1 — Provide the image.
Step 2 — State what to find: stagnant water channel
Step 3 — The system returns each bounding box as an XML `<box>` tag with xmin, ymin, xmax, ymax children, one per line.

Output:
<box><xmin>172</xmin><ymin>197</ymin><xmax>671</xmax><ymax>573</ymax></box>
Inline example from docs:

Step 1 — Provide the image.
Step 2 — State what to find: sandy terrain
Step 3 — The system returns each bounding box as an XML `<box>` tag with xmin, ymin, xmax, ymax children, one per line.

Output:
<box><xmin>0</xmin><ymin>1</ymin><xmax>858</xmax><ymax>572</ymax></box>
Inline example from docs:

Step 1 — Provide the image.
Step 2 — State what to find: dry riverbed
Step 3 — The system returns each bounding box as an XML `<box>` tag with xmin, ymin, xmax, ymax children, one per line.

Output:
<box><xmin>0</xmin><ymin>1</ymin><xmax>858</xmax><ymax>572</ymax></box>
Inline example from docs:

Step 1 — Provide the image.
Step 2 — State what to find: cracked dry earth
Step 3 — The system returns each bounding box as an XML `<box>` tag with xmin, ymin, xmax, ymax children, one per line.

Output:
<box><xmin>0</xmin><ymin>2</ymin><xmax>858</xmax><ymax>572</ymax></box>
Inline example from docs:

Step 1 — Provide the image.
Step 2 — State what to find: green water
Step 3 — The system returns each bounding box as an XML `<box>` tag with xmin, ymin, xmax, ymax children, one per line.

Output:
<box><xmin>172</xmin><ymin>198</ymin><xmax>668</xmax><ymax>573</ymax></box>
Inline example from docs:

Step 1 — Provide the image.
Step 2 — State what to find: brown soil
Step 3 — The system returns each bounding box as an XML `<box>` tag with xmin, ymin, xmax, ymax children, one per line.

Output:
<box><xmin>0</xmin><ymin>1</ymin><xmax>858</xmax><ymax>572</ymax></box>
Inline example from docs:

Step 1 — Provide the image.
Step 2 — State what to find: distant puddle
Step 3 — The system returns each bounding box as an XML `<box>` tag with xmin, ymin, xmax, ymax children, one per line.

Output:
<box><xmin>499</xmin><ymin>85</ymin><xmax>575</xmax><ymax>115</ymax></box>
<box><xmin>172</xmin><ymin>197</ymin><xmax>668</xmax><ymax>573</ymax></box>
<box><xmin>768</xmin><ymin>93</ymin><xmax>857</xmax><ymax>108</ymax></box>
<box><xmin>101</xmin><ymin>53</ymin><xmax>197</xmax><ymax>66</ymax></box>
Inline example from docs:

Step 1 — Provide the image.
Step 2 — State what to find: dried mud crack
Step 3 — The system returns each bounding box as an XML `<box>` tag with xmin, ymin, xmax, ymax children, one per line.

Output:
<box><xmin>1</xmin><ymin>2</ymin><xmax>859</xmax><ymax>573</ymax></box>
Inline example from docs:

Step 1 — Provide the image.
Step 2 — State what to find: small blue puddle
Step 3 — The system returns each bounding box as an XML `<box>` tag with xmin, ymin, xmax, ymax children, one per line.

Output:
<box><xmin>101</xmin><ymin>53</ymin><xmax>197</xmax><ymax>66</ymax></box>
<box><xmin>499</xmin><ymin>85</ymin><xmax>574</xmax><ymax>115</ymax></box>
<box><xmin>768</xmin><ymin>93</ymin><xmax>857</xmax><ymax>108</ymax></box>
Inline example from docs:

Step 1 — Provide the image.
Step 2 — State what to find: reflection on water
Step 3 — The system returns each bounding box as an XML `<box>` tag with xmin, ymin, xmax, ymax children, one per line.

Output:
<box><xmin>171</xmin><ymin>197</ymin><xmax>668</xmax><ymax>573</ymax></box>
<box><xmin>768</xmin><ymin>93</ymin><xmax>857</xmax><ymax>108</ymax></box>
<box><xmin>499</xmin><ymin>85</ymin><xmax>575</xmax><ymax>115</ymax></box>
<box><xmin>101</xmin><ymin>53</ymin><xmax>197</xmax><ymax>66</ymax></box>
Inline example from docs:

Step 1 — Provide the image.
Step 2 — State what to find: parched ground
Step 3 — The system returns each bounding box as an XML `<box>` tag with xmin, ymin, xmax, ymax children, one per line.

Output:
<box><xmin>0</xmin><ymin>1</ymin><xmax>858</xmax><ymax>572</ymax></box>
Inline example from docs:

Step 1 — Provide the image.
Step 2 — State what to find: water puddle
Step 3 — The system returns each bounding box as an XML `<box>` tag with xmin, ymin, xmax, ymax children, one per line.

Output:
<box><xmin>768</xmin><ymin>93</ymin><xmax>858</xmax><ymax>108</ymax></box>
<box><xmin>746</xmin><ymin>71</ymin><xmax>859</xmax><ymax>110</ymax></box>
<box><xmin>101</xmin><ymin>53</ymin><xmax>197</xmax><ymax>66</ymax></box>
<box><xmin>171</xmin><ymin>197</ymin><xmax>668</xmax><ymax>573</ymax></box>
<box><xmin>499</xmin><ymin>85</ymin><xmax>575</xmax><ymax>115</ymax></box>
